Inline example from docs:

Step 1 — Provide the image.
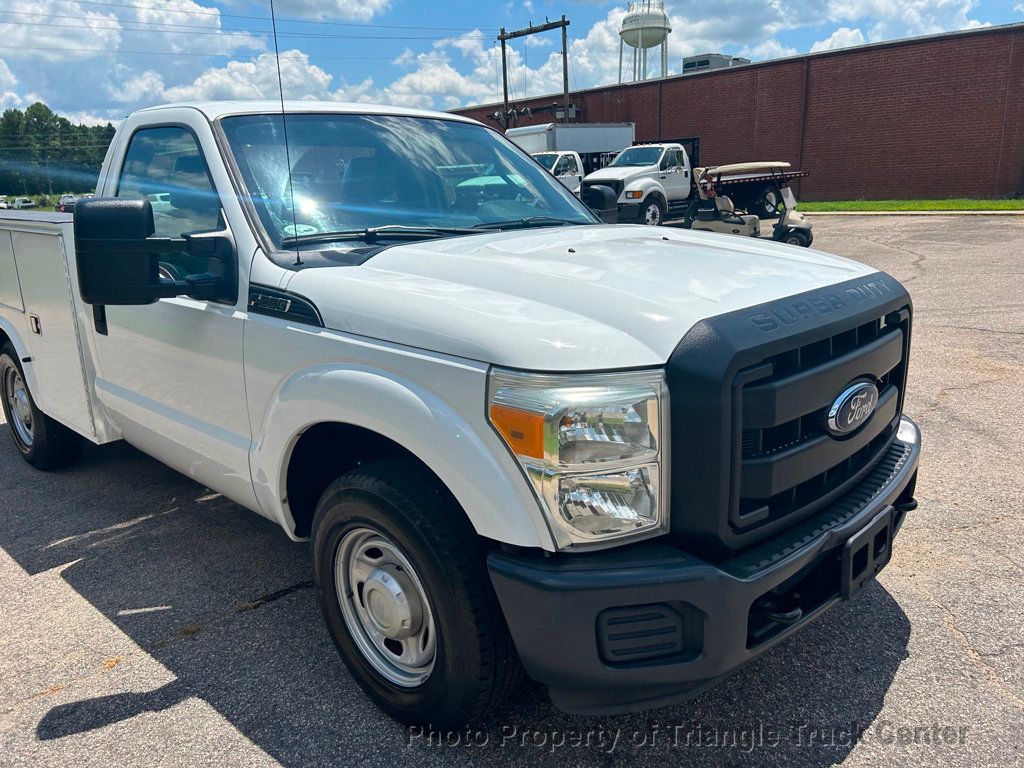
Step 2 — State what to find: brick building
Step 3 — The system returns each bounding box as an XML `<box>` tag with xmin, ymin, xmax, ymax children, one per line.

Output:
<box><xmin>455</xmin><ymin>23</ymin><xmax>1024</xmax><ymax>201</ymax></box>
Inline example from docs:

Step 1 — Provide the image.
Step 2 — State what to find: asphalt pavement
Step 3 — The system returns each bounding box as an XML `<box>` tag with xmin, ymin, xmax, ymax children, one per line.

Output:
<box><xmin>1</xmin><ymin>215</ymin><xmax>1022</xmax><ymax>767</ymax></box>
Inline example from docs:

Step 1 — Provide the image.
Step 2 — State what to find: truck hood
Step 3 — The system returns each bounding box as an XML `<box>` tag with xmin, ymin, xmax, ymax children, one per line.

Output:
<box><xmin>285</xmin><ymin>225</ymin><xmax>876</xmax><ymax>371</ymax></box>
<box><xmin>584</xmin><ymin>166</ymin><xmax>655</xmax><ymax>182</ymax></box>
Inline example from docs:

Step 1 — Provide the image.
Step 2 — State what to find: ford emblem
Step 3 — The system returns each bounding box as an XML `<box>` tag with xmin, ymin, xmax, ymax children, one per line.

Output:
<box><xmin>826</xmin><ymin>381</ymin><xmax>879</xmax><ymax>436</ymax></box>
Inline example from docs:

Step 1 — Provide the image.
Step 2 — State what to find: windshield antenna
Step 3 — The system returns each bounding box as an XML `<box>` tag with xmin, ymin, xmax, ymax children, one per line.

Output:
<box><xmin>269</xmin><ymin>0</ymin><xmax>303</xmax><ymax>266</ymax></box>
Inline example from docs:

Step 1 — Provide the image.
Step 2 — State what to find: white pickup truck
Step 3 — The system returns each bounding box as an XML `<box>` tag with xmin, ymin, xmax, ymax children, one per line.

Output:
<box><xmin>531</xmin><ymin>150</ymin><xmax>584</xmax><ymax>194</ymax></box>
<box><xmin>0</xmin><ymin>101</ymin><xmax>921</xmax><ymax>726</ymax></box>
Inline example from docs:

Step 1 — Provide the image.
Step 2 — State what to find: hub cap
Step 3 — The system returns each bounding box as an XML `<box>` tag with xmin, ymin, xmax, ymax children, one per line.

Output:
<box><xmin>335</xmin><ymin>528</ymin><xmax>436</xmax><ymax>687</ymax></box>
<box><xmin>3</xmin><ymin>366</ymin><xmax>33</xmax><ymax>448</ymax></box>
<box><xmin>644</xmin><ymin>202</ymin><xmax>662</xmax><ymax>225</ymax></box>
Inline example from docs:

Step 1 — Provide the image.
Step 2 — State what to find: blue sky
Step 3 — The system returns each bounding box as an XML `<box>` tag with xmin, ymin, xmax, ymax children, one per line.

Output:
<box><xmin>0</xmin><ymin>0</ymin><xmax>1020</xmax><ymax>123</ymax></box>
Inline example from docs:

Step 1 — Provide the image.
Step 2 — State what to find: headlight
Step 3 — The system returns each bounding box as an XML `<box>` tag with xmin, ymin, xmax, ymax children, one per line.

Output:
<box><xmin>488</xmin><ymin>368</ymin><xmax>669</xmax><ymax>549</ymax></box>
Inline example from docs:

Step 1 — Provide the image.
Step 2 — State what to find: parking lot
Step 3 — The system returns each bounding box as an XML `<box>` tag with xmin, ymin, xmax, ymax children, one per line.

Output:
<box><xmin>0</xmin><ymin>215</ymin><xmax>1022</xmax><ymax>767</ymax></box>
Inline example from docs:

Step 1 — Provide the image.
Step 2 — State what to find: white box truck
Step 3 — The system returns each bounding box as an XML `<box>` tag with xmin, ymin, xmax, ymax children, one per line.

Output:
<box><xmin>506</xmin><ymin>122</ymin><xmax>635</xmax><ymax>174</ymax></box>
<box><xmin>0</xmin><ymin>100</ymin><xmax>921</xmax><ymax>728</ymax></box>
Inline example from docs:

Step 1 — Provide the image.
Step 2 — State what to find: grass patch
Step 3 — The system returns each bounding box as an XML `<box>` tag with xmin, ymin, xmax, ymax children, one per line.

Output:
<box><xmin>800</xmin><ymin>198</ymin><xmax>1024</xmax><ymax>212</ymax></box>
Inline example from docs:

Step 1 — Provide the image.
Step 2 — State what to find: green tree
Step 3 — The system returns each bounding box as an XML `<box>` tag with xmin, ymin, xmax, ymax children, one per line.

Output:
<box><xmin>0</xmin><ymin>102</ymin><xmax>115</xmax><ymax>196</ymax></box>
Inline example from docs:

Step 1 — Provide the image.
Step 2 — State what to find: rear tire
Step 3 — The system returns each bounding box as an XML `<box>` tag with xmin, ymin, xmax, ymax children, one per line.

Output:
<box><xmin>0</xmin><ymin>343</ymin><xmax>82</xmax><ymax>470</ymax></box>
<box><xmin>311</xmin><ymin>457</ymin><xmax>522</xmax><ymax>727</ymax></box>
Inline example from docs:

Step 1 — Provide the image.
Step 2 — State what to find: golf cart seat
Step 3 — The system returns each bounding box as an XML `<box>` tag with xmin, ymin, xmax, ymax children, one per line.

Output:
<box><xmin>714</xmin><ymin>195</ymin><xmax>758</xmax><ymax>227</ymax></box>
<box><xmin>715</xmin><ymin>195</ymin><xmax>737</xmax><ymax>214</ymax></box>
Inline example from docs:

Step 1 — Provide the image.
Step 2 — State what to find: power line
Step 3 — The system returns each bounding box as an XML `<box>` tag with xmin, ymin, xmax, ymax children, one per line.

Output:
<box><xmin>0</xmin><ymin>43</ymin><xmax>497</xmax><ymax>61</ymax></box>
<box><xmin>0</xmin><ymin>16</ymin><xmax>490</xmax><ymax>41</ymax></box>
<box><xmin>31</xmin><ymin>0</ymin><xmax>491</xmax><ymax>31</ymax></box>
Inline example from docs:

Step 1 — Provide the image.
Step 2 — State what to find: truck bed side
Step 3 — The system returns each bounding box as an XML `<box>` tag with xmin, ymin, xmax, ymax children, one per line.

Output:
<box><xmin>0</xmin><ymin>212</ymin><xmax>115</xmax><ymax>444</ymax></box>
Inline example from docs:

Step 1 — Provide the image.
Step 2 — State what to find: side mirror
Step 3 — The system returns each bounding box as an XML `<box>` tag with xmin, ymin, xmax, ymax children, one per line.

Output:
<box><xmin>581</xmin><ymin>184</ymin><xmax>618</xmax><ymax>224</ymax></box>
<box><xmin>74</xmin><ymin>198</ymin><xmax>236</xmax><ymax>306</ymax></box>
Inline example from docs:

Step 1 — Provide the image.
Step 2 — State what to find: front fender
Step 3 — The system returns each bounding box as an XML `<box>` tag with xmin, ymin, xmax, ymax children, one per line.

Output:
<box><xmin>620</xmin><ymin>176</ymin><xmax>665</xmax><ymax>204</ymax></box>
<box><xmin>250</xmin><ymin>362</ymin><xmax>555</xmax><ymax>550</ymax></box>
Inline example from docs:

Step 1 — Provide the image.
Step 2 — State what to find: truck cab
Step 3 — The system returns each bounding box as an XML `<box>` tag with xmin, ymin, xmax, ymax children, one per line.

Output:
<box><xmin>581</xmin><ymin>142</ymin><xmax>693</xmax><ymax>225</ymax></box>
<box><xmin>0</xmin><ymin>101</ymin><xmax>920</xmax><ymax>729</ymax></box>
<box><xmin>531</xmin><ymin>150</ymin><xmax>583</xmax><ymax>194</ymax></box>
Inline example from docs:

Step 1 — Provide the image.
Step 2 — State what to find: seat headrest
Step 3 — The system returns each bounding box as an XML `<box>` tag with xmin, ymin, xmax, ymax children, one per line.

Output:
<box><xmin>172</xmin><ymin>155</ymin><xmax>207</xmax><ymax>176</ymax></box>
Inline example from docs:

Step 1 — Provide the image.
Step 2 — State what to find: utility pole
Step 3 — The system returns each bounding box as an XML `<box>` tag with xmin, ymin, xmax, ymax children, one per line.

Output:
<box><xmin>499</xmin><ymin>28</ymin><xmax>509</xmax><ymax>127</ymax></box>
<box><xmin>560</xmin><ymin>16</ymin><xmax>569</xmax><ymax>121</ymax></box>
<box><xmin>497</xmin><ymin>16</ymin><xmax>572</xmax><ymax>128</ymax></box>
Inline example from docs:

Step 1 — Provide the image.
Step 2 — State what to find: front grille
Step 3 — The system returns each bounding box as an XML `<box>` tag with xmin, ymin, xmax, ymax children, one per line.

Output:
<box><xmin>582</xmin><ymin>179</ymin><xmax>623</xmax><ymax>199</ymax></box>
<box><xmin>665</xmin><ymin>273</ymin><xmax>913</xmax><ymax>556</ymax></box>
<box><xmin>733</xmin><ymin>310</ymin><xmax>910</xmax><ymax>532</ymax></box>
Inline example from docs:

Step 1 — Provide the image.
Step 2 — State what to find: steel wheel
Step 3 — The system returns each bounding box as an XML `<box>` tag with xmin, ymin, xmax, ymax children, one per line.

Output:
<box><xmin>334</xmin><ymin>527</ymin><xmax>437</xmax><ymax>688</ymax></box>
<box><xmin>643</xmin><ymin>199</ymin><xmax>663</xmax><ymax>226</ymax></box>
<box><xmin>3</xmin><ymin>365</ymin><xmax>33</xmax><ymax>448</ymax></box>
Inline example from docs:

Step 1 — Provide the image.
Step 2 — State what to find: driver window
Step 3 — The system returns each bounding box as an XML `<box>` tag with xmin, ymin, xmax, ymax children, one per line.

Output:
<box><xmin>554</xmin><ymin>156</ymin><xmax>570</xmax><ymax>176</ymax></box>
<box><xmin>565</xmin><ymin>155</ymin><xmax>579</xmax><ymax>175</ymax></box>
<box><xmin>117</xmin><ymin>126</ymin><xmax>222</xmax><ymax>240</ymax></box>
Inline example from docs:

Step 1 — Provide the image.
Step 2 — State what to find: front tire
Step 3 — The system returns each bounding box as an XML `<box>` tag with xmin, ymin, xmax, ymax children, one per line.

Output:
<box><xmin>1</xmin><ymin>343</ymin><xmax>81</xmax><ymax>470</ymax></box>
<box><xmin>312</xmin><ymin>458</ymin><xmax>521</xmax><ymax>727</ymax></box>
<box><xmin>782</xmin><ymin>229</ymin><xmax>812</xmax><ymax>247</ymax></box>
<box><xmin>641</xmin><ymin>195</ymin><xmax>665</xmax><ymax>226</ymax></box>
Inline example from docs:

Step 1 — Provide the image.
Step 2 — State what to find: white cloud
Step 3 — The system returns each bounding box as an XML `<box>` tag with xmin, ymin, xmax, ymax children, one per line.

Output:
<box><xmin>810</xmin><ymin>26</ymin><xmax>867</xmax><ymax>52</ymax></box>
<box><xmin>163</xmin><ymin>50</ymin><xmax>335</xmax><ymax>101</ymax></box>
<box><xmin>0</xmin><ymin>60</ymin><xmax>16</xmax><ymax>90</ymax></box>
<box><xmin>824</xmin><ymin>0</ymin><xmax>987</xmax><ymax>41</ymax></box>
<box><xmin>244</xmin><ymin>0</ymin><xmax>392</xmax><ymax>22</ymax></box>
<box><xmin>0</xmin><ymin>59</ymin><xmax>20</xmax><ymax>109</ymax></box>
<box><xmin>1016</xmin><ymin>3</ymin><xmax>1024</xmax><ymax>13</ymax></box>
<box><xmin>738</xmin><ymin>39</ymin><xmax>799</xmax><ymax>60</ymax></box>
<box><xmin>126</xmin><ymin>0</ymin><xmax>262</xmax><ymax>56</ymax></box>
<box><xmin>0</xmin><ymin>0</ymin><xmax>122</xmax><ymax>62</ymax></box>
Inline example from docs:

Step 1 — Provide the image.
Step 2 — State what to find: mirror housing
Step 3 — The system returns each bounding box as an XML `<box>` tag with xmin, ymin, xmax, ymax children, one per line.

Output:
<box><xmin>581</xmin><ymin>184</ymin><xmax>618</xmax><ymax>224</ymax></box>
<box><xmin>74</xmin><ymin>198</ymin><xmax>236</xmax><ymax>306</ymax></box>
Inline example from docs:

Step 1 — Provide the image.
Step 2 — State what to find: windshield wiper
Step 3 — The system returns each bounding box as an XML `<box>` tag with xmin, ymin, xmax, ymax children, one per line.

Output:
<box><xmin>281</xmin><ymin>224</ymin><xmax>477</xmax><ymax>247</ymax></box>
<box><xmin>472</xmin><ymin>216</ymin><xmax>586</xmax><ymax>231</ymax></box>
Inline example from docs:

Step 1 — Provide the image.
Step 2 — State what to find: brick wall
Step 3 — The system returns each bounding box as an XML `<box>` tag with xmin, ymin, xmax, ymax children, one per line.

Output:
<box><xmin>455</xmin><ymin>25</ymin><xmax>1024</xmax><ymax>201</ymax></box>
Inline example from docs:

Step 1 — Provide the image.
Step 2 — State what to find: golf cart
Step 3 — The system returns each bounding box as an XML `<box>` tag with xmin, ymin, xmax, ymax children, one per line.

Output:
<box><xmin>684</xmin><ymin>161</ymin><xmax>813</xmax><ymax>247</ymax></box>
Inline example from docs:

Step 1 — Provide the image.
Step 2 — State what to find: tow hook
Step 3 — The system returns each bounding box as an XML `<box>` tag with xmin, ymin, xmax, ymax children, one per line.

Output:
<box><xmin>751</xmin><ymin>596</ymin><xmax>803</xmax><ymax>626</ymax></box>
<box><xmin>894</xmin><ymin>497</ymin><xmax>918</xmax><ymax>513</ymax></box>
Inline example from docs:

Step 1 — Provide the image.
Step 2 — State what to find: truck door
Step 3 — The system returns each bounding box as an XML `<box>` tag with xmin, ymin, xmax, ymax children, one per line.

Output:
<box><xmin>660</xmin><ymin>148</ymin><xmax>690</xmax><ymax>202</ymax></box>
<box><xmin>89</xmin><ymin>122</ymin><xmax>257</xmax><ymax>509</ymax></box>
<box><xmin>554</xmin><ymin>154</ymin><xmax>582</xmax><ymax>193</ymax></box>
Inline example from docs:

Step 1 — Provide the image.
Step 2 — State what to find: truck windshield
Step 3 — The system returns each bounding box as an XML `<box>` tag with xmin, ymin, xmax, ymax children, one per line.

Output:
<box><xmin>532</xmin><ymin>153</ymin><xmax>558</xmax><ymax>171</ymax></box>
<box><xmin>219</xmin><ymin>114</ymin><xmax>596</xmax><ymax>249</ymax></box>
<box><xmin>609</xmin><ymin>147</ymin><xmax>664</xmax><ymax>167</ymax></box>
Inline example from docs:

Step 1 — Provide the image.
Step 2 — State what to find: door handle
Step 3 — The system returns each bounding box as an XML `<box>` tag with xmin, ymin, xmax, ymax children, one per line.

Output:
<box><xmin>660</xmin><ymin>175</ymin><xmax>667</xmax><ymax>179</ymax></box>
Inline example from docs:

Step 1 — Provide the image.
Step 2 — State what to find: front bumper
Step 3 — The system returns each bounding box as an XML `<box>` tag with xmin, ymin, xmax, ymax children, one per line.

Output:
<box><xmin>488</xmin><ymin>416</ymin><xmax>921</xmax><ymax>715</ymax></box>
<box><xmin>616</xmin><ymin>202</ymin><xmax>643</xmax><ymax>223</ymax></box>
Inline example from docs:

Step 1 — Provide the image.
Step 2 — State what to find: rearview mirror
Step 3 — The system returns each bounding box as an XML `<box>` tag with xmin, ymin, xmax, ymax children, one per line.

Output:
<box><xmin>74</xmin><ymin>198</ymin><xmax>236</xmax><ymax>306</ymax></box>
<box><xmin>581</xmin><ymin>184</ymin><xmax>618</xmax><ymax>224</ymax></box>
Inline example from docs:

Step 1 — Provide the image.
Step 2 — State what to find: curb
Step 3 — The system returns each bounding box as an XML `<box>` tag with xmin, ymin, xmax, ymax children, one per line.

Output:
<box><xmin>801</xmin><ymin>210</ymin><xmax>1024</xmax><ymax>216</ymax></box>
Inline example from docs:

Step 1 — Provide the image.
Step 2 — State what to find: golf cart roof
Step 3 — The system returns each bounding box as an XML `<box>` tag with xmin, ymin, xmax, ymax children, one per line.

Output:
<box><xmin>706</xmin><ymin>161</ymin><xmax>791</xmax><ymax>175</ymax></box>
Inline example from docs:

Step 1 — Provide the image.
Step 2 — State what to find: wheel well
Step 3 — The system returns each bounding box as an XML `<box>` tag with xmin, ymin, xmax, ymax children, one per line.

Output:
<box><xmin>285</xmin><ymin>422</ymin><xmax>430</xmax><ymax>538</ymax></box>
<box><xmin>0</xmin><ymin>328</ymin><xmax>10</xmax><ymax>352</ymax></box>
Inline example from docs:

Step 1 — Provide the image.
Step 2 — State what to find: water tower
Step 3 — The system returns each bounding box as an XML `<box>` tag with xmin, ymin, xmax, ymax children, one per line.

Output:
<box><xmin>618</xmin><ymin>1</ymin><xmax>671</xmax><ymax>83</ymax></box>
